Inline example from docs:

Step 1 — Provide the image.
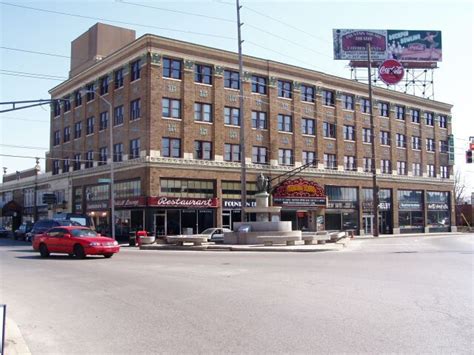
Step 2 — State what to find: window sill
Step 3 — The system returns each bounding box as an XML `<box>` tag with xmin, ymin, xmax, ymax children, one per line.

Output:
<box><xmin>162</xmin><ymin>116</ymin><xmax>182</xmax><ymax>121</ymax></box>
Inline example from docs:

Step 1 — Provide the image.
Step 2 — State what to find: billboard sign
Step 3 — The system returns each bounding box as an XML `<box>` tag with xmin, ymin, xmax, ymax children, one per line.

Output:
<box><xmin>333</xmin><ymin>29</ymin><xmax>442</xmax><ymax>63</ymax></box>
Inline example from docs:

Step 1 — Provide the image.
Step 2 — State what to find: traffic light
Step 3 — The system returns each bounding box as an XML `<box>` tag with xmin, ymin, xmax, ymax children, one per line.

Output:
<box><xmin>466</xmin><ymin>150</ymin><xmax>473</xmax><ymax>164</ymax></box>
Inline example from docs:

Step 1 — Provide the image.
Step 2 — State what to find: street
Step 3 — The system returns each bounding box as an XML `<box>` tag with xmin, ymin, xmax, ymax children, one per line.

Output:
<box><xmin>1</xmin><ymin>234</ymin><xmax>473</xmax><ymax>354</ymax></box>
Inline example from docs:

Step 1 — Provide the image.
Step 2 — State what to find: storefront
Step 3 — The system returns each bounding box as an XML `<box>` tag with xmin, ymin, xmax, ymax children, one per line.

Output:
<box><xmin>398</xmin><ymin>190</ymin><xmax>424</xmax><ymax>233</ymax></box>
<box><xmin>361</xmin><ymin>188</ymin><xmax>393</xmax><ymax>235</ymax></box>
<box><xmin>221</xmin><ymin>181</ymin><xmax>257</xmax><ymax>229</ymax></box>
<box><xmin>426</xmin><ymin>191</ymin><xmax>450</xmax><ymax>232</ymax></box>
<box><xmin>325</xmin><ymin>186</ymin><xmax>358</xmax><ymax>232</ymax></box>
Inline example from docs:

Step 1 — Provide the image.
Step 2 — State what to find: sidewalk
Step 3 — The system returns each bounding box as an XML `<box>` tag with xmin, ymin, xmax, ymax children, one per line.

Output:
<box><xmin>4</xmin><ymin>317</ymin><xmax>31</xmax><ymax>355</ymax></box>
<box><xmin>354</xmin><ymin>231</ymin><xmax>472</xmax><ymax>240</ymax></box>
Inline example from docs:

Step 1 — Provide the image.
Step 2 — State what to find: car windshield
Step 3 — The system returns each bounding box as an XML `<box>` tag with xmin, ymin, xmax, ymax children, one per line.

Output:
<box><xmin>200</xmin><ymin>228</ymin><xmax>215</xmax><ymax>235</ymax></box>
<box><xmin>58</xmin><ymin>220</ymin><xmax>81</xmax><ymax>226</ymax></box>
<box><xmin>70</xmin><ymin>229</ymin><xmax>98</xmax><ymax>237</ymax></box>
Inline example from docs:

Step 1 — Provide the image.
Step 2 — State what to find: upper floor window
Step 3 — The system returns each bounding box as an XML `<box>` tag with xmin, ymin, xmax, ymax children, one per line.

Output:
<box><xmin>411</xmin><ymin>109</ymin><xmax>420</xmax><ymax>123</ymax></box>
<box><xmin>344</xmin><ymin>156</ymin><xmax>356</xmax><ymax>171</ymax></box>
<box><xmin>380</xmin><ymin>131</ymin><xmax>390</xmax><ymax>146</ymax></box>
<box><xmin>194</xmin><ymin>141</ymin><xmax>212</xmax><ymax>160</ymax></box>
<box><xmin>378</xmin><ymin>101</ymin><xmax>389</xmax><ymax>117</ymax></box>
<box><xmin>324</xmin><ymin>153</ymin><xmax>337</xmax><ymax>170</ymax></box>
<box><xmin>300</xmin><ymin>84</ymin><xmax>314</xmax><ymax>102</ymax></box>
<box><xmin>303</xmin><ymin>151</ymin><xmax>315</xmax><ymax>165</ymax></box>
<box><xmin>424</xmin><ymin>112</ymin><xmax>434</xmax><ymax>126</ymax></box>
<box><xmin>278</xmin><ymin>114</ymin><xmax>292</xmax><ymax>132</ymax></box>
<box><xmin>397</xmin><ymin>161</ymin><xmax>407</xmax><ymax>175</ymax></box>
<box><xmin>252</xmin><ymin>111</ymin><xmax>267</xmax><ymax>129</ymax></box>
<box><xmin>86</xmin><ymin>116</ymin><xmax>94</xmax><ymax>135</ymax></box>
<box><xmin>412</xmin><ymin>136</ymin><xmax>421</xmax><ymax>150</ymax></box>
<box><xmin>63</xmin><ymin>158</ymin><xmax>70</xmax><ymax>173</ymax></box>
<box><xmin>322</xmin><ymin>89</ymin><xmax>335</xmax><ymax>106</ymax></box>
<box><xmin>162</xmin><ymin>138</ymin><xmax>181</xmax><ymax>158</ymax></box>
<box><xmin>74</xmin><ymin>90</ymin><xmax>82</xmax><ymax>107</ymax></box>
<box><xmin>363</xmin><ymin>128</ymin><xmax>372</xmax><ymax>143</ymax></box>
<box><xmin>224</xmin><ymin>143</ymin><xmax>241</xmax><ymax>162</ymax></box>
<box><xmin>323</xmin><ymin>122</ymin><xmax>336</xmax><ymax>138</ymax></box>
<box><xmin>113</xmin><ymin>143</ymin><xmax>123</xmax><ymax>162</ymax></box>
<box><xmin>396</xmin><ymin>133</ymin><xmax>406</xmax><ymax>148</ymax></box>
<box><xmin>74</xmin><ymin>121</ymin><xmax>82</xmax><ymax>139</ymax></box>
<box><xmin>99</xmin><ymin>147</ymin><xmax>107</xmax><ymax>165</ymax></box>
<box><xmin>251</xmin><ymin>75</ymin><xmax>267</xmax><ymax>94</ymax></box>
<box><xmin>194</xmin><ymin>102</ymin><xmax>212</xmax><ymax>122</ymax></box>
<box><xmin>439</xmin><ymin>140</ymin><xmax>448</xmax><ymax>153</ymax></box>
<box><xmin>440</xmin><ymin>166</ymin><xmax>449</xmax><ymax>178</ymax></box>
<box><xmin>412</xmin><ymin>163</ymin><xmax>421</xmax><ymax>176</ymax></box>
<box><xmin>342</xmin><ymin>94</ymin><xmax>354</xmax><ymax>110</ymax></box>
<box><xmin>86</xmin><ymin>83</ymin><xmax>95</xmax><ymax>102</ymax></box>
<box><xmin>63</xmin><ymin>127</ymin><xmax>70</xmax><ymax>142</ymax></box>
<box><xmin>53</xmin><ymin>160</ymin><xmax>60</xmax><ymax>175</ymax></box>
<box><xmin>224</xmin><ymin>70</ymin><xmax>240</xmax><ymax>89</ymax></box>
<box><xmin>99</xmin><ymin>111</ymin><xmax>108</xmax><ymax>131</ymax></box>
<box><xmin>343</xmin><ymin>125</ymin><xmax>355</xmax><ymax>141</ymax></box>
<box><xmin>53</xmin><ymin>101</ymin><xmax>61</xmax><ymax>117</ymax></box>
<box><xmin>53</xmin><ymin>130</ymin><xmax>60</xmax><ymax>146</ymax></box>
<box><xmin>363</xmin><ymin>158</ymin><xmax>373</xmax><ymax>173</ymax></box>
<box><xmin>130</xmin><ymin>98</ymin><xmax>141</xmax><ymax>121</ymax></box>
<box><xmin>252</xmin><ymin>146</ymin><xmax>268</xmax><ymax>164</ymax></box>
<box><xmin>114</xmin><ymin>68</ymin><xmax>124</xmax><ymax>89</ymax></box>
<box><xmin>360</xmin><ymin>98</ymin><xmax>370</xmax><ymax>113</ymax></box>
<box><xmin>114</xmin><ymin>105</ymin><xmax>124</xmax><ymax>126</ymax></box>
<box><xmin>163</xmin><ymin>58</ymin><xmax>182</xmax><ymax>79</ymax></box>
<box><xmin>85</xmin><ymin>151</ymin><xmax>94</xmax><ymax>169</ymax></box>
<box><xmin>302</xmin><ymin>118</ymin><xmax>315</xmax><ymax>135</ymax></box>
<box><xmin>100</xmin><ymin>75</ymin><xmax>109</xmax><ymax>95</ymax></box>
<box><xmin>130</xmin><ymin>138</ymin><xmax>140</xmax><ymax>159</ymax></box>
<box><xmin>278</xmin><ymin>80</ymin><xmax>292</xmax><ymax>98</ymax></box>
<box><xmin>73</xmin><ymin>154</ymin><xmax>81</xmax><ymax>171</ymax></box>
<box><xmin>130</xmin><ymin>59</ymin><xmax>141</xmax><ymax>81</ymax></box>
<box><xmin>162</xmin><ymin>98</ymin><xmax>181</xmax><ymax>119</ymax></box>
<box><xmin>427</xmin><ymin>164</ymin><xmax>436</xmax><ymax>177</ymax></box>
<box><xmin>63</xmin><ymin>97</ymin><xmax>71</xmax><ymax>112</ymax></box>
<box><xmin>381</xmin><ymin>159</ymin><xmax>392</xmax><ymax>174</ymax></box>
<box><xmin>278</xmin><ymin>149</ymin><xmax>293</xmax><ymax>166</ymax></box>
<box><xmin>224</xmin><ymin>107</ymin><xmax>240</xmax><ymax>126</ymax></box>
<box><xmin>396</xmin><ymin>105</ymin><xmax>405</xmax><ymax>120</ymax></box>
<box><xmin>194</xmin><ymin>64</ymin><xmax>212</xmax><ymax>85</ymax></box>
<box><xmin>426</xmin><ymin>138</ymin><xmax>435</xmax><ymax>152</ymax></box>
<box><xmin>439</xmin><ymin>115</ymin><xmax>447</xmax><ymax>128</ymax></box>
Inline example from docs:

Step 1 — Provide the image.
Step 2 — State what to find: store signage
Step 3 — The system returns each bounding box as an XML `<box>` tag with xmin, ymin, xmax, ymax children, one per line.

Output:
<box><xmin>273</xmin><ymin>178</ymin><xmax>327</xmax><ymax>207</ymax></box>
<box><xmin>378</xmin><ymin>59</ymin><xmax>404</xmax><ymax>85</ymax></box>
<box><xmin>362</xmin><ymin>201</ymin><xmax>391</xmax><ymax>211</ymax></box>
<box><xmin>327</xmin><ymin>201</ymin><xmax>357</xmax><ymax>209</ymax></box>
<box><xmin>148</xmin><ymin>196</ymin><xmax>218</xmax><ymax>208</ymax></box>
<box><xmin>223</xmin><ymin>199</ymin><xmax>256</xmax><ymax>209</ymax></box>
<box><xmin>86</xmin><ymin>201</ymin><xmax>109</xmax><ymax>210</ymax></box>
<box><xmin>427</xmin><ymin>203</ymin><xmax>449</xmax><ymax>210</ymax></box>
<box><xmin>115</xmin><ymin>197</ymin><xmax>147</xmax><ymax>207</ymax></box>
<box><xmin>399</xmin><ymin>202</ymin><xmax>422</xmax><ymax>210</ymax></box>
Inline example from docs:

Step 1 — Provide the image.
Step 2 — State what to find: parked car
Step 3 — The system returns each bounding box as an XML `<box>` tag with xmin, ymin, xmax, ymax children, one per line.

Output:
<box><xmin>0</xmin><ymin>226</ymin><xmax>11</xmax><ymax>238</ymax></box>
<box><xmin>32</xmin><ymin>226</ymin><xmax>120</xmax><ymax>259</ymax></box>
<box><xmin>198</xmin><ymin>228</ymin><xmax>232</xmax><ymax>243</ymax></box>
<box><xmin>14</xmin><ymin>222</ymin><xmax>34</xmax><ymax>241</ymax></box>
<box><xmin>25</xmin><ymin>219</ymin><xmax>81</xmax><ymax>242</ymax></box>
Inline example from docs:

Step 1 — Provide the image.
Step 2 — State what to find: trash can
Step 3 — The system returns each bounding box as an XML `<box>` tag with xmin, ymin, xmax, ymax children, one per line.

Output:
<box><xmin>129</xmin><ymin>231</ymin><xmax>137</xmax><ymax>246</ymax></box>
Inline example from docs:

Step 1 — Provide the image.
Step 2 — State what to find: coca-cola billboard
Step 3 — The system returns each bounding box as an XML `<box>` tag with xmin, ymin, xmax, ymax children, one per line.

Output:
<box><xmin>378</xmin><ymin>59</ymin><xmax>405</xmax><ymax>85</ymax></box>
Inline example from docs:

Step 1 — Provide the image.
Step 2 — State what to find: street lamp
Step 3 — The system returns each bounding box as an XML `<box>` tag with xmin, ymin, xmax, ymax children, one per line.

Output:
<box><xmin>80</xmin><ymin>89</ymin><xmax>115</xmax><ymax>240</ymax></box>
<box><xmin>34</xmin><ymin>157</ymin><xmax>40</xmax><ymax>222</ymax></box>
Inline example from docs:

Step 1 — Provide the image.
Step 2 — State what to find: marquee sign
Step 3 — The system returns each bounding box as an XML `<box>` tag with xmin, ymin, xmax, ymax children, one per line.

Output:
<box><xmin>148</xmin><ymin>196</ymin><xmax>219</xmax><ymax>208</ymax></box>
<box><xmin>272</xmin><ymin>178</ymin><xmax>327</xmax><ymax>207</ymax></box>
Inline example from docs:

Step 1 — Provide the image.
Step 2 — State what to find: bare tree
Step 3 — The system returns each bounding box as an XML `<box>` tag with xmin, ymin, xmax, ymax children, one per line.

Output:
<box><xmin>454</xmin><ymin>170</ymin><xmax>467</xmax><ymax>204</ymax></box>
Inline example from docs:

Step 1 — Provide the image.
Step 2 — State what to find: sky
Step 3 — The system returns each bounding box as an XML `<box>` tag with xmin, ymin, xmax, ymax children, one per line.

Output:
<box><xmin>0</xmin><ymin>0</ymin><xmax>473</xmax><ymax>197</ymax></box>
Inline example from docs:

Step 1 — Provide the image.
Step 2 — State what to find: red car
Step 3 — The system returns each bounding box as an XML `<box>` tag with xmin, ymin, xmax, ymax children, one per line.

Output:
<box><xmin>33</xmin><ymin>226</ymin><xmax>120</xmax><ymax>259</ymax></box>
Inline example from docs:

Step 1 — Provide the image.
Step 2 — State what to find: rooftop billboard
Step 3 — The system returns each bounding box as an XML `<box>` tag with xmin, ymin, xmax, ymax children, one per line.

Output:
<box><xmin>333</xmin><ymin>29</ymin><xmax>442</xmax><ymax>63</ymax></box>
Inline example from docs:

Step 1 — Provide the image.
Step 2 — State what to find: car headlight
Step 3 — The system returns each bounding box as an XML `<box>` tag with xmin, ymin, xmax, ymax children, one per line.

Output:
<box><xmin>113</xmin><ymin>241</ymin><xmax>118</xmax><ymax>246</ymax></box>
<box><xmin>89</xmin><ymin>242</ymin><xmax>101</xmax><ymax>246</ymax></box>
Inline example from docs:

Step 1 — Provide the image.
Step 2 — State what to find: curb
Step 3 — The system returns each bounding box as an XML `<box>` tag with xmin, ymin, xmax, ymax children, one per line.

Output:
<box><xmin>4</xmin><ymin>318</ymin><xmax>31</xmax><ymax>355</ymax></box>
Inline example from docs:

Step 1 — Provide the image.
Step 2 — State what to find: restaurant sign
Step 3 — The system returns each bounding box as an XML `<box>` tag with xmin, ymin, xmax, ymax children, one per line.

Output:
<box><xmin>115</xmin><ymin>197</ymin><xmax>147</xmax><ymax>207</ymax></box>
<box><xmin>148</xmin><ymin>196</ymin><xmax>219</xmax><ymax>208</ymax></box>
<box><xmin>272</xmin><ymin>178</ymin><xmax>327</xmax><ymax>207</ymax></box>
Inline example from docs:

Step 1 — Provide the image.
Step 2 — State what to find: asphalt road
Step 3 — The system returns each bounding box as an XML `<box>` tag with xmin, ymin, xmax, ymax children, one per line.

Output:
<box><xmin>1</xmin><ymin>234</ymin><xmax>473</xmax><ymax>354</ymax></box>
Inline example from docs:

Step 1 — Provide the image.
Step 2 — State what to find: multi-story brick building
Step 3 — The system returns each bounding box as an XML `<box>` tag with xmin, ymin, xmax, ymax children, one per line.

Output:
<box><xmin>5</xmin><ymin>22</ymin><xmax>456</xmax><ymax>238</ymax></box>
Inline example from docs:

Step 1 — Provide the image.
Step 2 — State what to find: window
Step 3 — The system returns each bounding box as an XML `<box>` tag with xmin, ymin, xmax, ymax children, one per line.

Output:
<box><xmin>412</xmin><ymin>163</ymin><xmax>421</xmax><ymax>176</ymax></box>
<box><xmin>86</xmin><ymin>116</ymin><xmax>94</xmax><ymax>135</ymax></box>
<box><xmin>162</xmin><ymin>138</ymin><xmax>181</xmax><ymax>158</ymax></box>
<box><xmin>54</xmin><ymin>130</ymin><xmax>60</xmax><ymax>146</ymax></box>
<box><xmin>130</xmin><ymin>98</ymin><xmax>141</xmax><ymax>120</ymax></box>
<box><xmin>63</xmin><ymin>158</ymin><xmax>70</xmax><ymax>173</ymax></box>
<box><xmin>99</xmin><ymin>147</ymin><xmax>107</xmax><ymax>165</ymax></box>
<box><xmin>396</xmin><ymin>105</ymin><xmax>405</xmax><ymax>120</ymax></box>
<box><xmin>381</xmin><ymin>159</ymin><xmax>391</xmax><ymax>174</ymax></box>
<box><xmin>100</xmin><ymin>75</ymin><xmax>109</xmax><ymax>95</ymax></box>
<box><xmin>99</xmin><ymin>111</ymin><xmax>108</xmax><ymax>131</ymax></box>
<box><xmin>224</xmin><ymin>144</ymin><xmax>240</xmax><ymax>162</ymax></box>
<box><xmin>130</xmin><ymin>59</ymin><xmax>141</xmax><ymax>81</ymax></box>
<box><xmin>163</xmin><ymin>58</ymin><xmax>182</xmax><ymax>79</ymax></box>
<box><xmin>322</xmin><ymin>89</ymin><xmax>335</xmax><ymax>106</ymax></box>
<box><xmin>360</xmin><ymin>98</ymin><xmax>370</xmax><ymax>113</ymax></box>
<box><xmin>224</xmin><ymin>107</ymin><xmax>240</xmax><ymax>126</ymax></box>
<box><xmin>380</xmin><ymin>131</ymin><xmax>390</xmax><ymax>145</ymax></box>
<box><xmin>63</xmin><ymin>127</ymin><xmax>70</xmax><ymax>142</ymax></box>
<box><xmin>194</xmin><ymin>64</ymin><xmax>212</xmax><ymax>85</ymax></box>
<box><xmin>161</xmin><ymin>179</ymin><xmax>214</xmax><ymax>199</ymax></box>
<box><xmin>411</xmin><ymin>109</ymin><xmax>420</xmax><ymax>123</ymax></box>
<box><xmin>412</xmin><ymin>136</ymin><xmax>421</xmax><ymax>150</ymax></box>
<box><xmin>323</xmin><ymin>122</ymin><xmax>336</xmax><ymax>138</ymax></box>
<box><xmin>86</xmin><ymin>83</ymin><xmax>95</xmax><ymax>102</ymax></box>
<box><xmin>427</xmin><ymin>164</ymin><xmax>435</xmax><ymax>177</ymax></box>
<box><xmin>114</xmin><ymin>68</ymin><xmax>124</xmax><ymax>89</ymax></box>
<box><xmin>194</xmin><ymin>141</ymin><xmax>212</xmax><ymax>160</ymax></box>
<box><xmin>363</xmin><ymin>128</ymin><xmax>372</xmax><ymax>143</ymax></box>
<box><xmin>300</xmin><ymin>84</ymin><xmax>314</xmax><ymax>102</ymax></box>
<box><xmin>324</xmin><ymin>153</ymin><xmax>336</xmax><ymax>170</ymax></box>
<box><xmin>114</xmin><ymin>105</ymin><xmax>124</xmax><ymax>126</ymax></box>
<box><xmin>162</xmin><ymin>98</ymin><xmax>181</xmax><ymax>119</ymax></box>
<box><xmin>251</xmin><ymin>75</ymin><xmax>266</xmax><ymax>94</ymax></box>
<box><xmin>130</xmin><ymin>138</ymin><xmax>140</xmax><ymax>159</ymax></box>
<box><xmin>378</xmin><ymin>102</ymin><xmax>389</xmax><ymax>117</ymax></box>
<box><xmin>302</xmin><ymin>118</ymin><xmax>315</xmax><ymax>135</ymax></box>
<box><xmin>439</xmin><ymin>140</ymin><xmax>448</xmax><ymax>153</ymax></box>
<box><xmin>278</xmin><ymin>149</ymin><xmax>293</xmax><ymax>166</ymax></box>
<box><xmin>85</xmin><ymin>151</ymin><xmax>94</xmax><ymax>168</ymax></box>
<box><xmin>343</xmin><ymin>125</ymin><xmax>355</xmax><ymax>141</ymax></box>
<box><xmin>342</xmin><ymin>94</ymin><xmax>354</xmax><ymax>110</ymax></box>
<box><xmin>363</xmin><ymin>157</ymin><xmax>373</xmax><ymax>172</ymax></box>
<box><xmin>426</xmin><ymin>138</ymin><xmax>435</xmax><ymax>152</ymax></box>
<box><xmin>74</xmin><ymin>90</ymin><xmax>82</xmax><ymax>107</ymax></box>
<box><xmin>63</xmin><ymin>97</ymin><xmax>71</xmax><ymax>112</ymax></box>
<box><xmin>73</xmin><ymin>154</ymin><xmax>81</xmax><ymax>171</ymax></box>
<box><xmin>53</xmin><ymin>160</ymin><xmax>60</xmax><ymax>175</ymax></box>
<box><xmin>278</xmin><ymin>114</ymin><xmax>292</xmax><ymax>132</ymax></box>
<box><xmin>397</xmin><ymin>161</ymin><xmax>407</xmax><ymax>175</ymax></box>
<box><xmin>252</xmin><ymin>146</ymin><xmax>268</xmax><ymax>164</ymax></box>
<box><xmin>53</xmin><ymin>101</ymin><xmax>61</xmax><ymax>117</ymax></box>
<box><xmin>396</xmin><ymin>133</ymin><xmax>406</xmax><ymax>148</ymax></box>
<box><xmin>439</xmin><ymin>115</ymin><xmax>447</xmax><ymax>128</ymax></box>
<box><xmin>224</xmin><ymin>70</ymin><xmax>240</xmax><ymax>89</ymax></box>
<box><xmin>252</xmin><ymin>111</ymin><xmax>267</xmax><ymax>129</ymax></box>
<box><xmin>344</xmin><ymin>156</ymin><xmax>356</xmax><ymax>171</ymax></box>
<box><xmin>424</xmin><ymin>111</ymin><xmax>434</xmax><ymax>126</ymax></box>
<box><xmin>194</xmin><ymin>103</ymin><xmax>212</xmax><ymax>122</ymax></box>
<box><xmin>302</xmin><ymin>151</ymin><xmax>315</xmax><ymax>165</ymax></box>
<box><xmin>74</xmin><ymin>121</ymin><xmax>82</xmax><ymax>139</ymax></box>
<box><xmin>278</xmin><ymin>80</ymin><xmax>292</xmax><ymax>98</ymax></box>
<box><xmin>440</xmin><ymin>166</ymin><xmax>449</xmax><ymax>178</ymax></box>
<box><xmin>113</xmin><ymin>143</ymin><xmax>123</xmax><ymax>162</ymax></box>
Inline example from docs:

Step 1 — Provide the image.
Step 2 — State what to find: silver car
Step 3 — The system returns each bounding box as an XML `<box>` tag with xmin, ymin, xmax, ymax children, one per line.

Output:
<box><xmin>199</xmin><ymin>228</ymin><xmax>232</xmax><ymax>243</ymax></box>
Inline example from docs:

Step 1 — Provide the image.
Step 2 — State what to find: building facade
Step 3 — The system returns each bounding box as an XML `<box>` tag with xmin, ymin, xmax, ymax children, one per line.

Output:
<box><xmin>1</xmin><ymin>23</ymin><xmax>456</xmax><ymax>238</ymax></box>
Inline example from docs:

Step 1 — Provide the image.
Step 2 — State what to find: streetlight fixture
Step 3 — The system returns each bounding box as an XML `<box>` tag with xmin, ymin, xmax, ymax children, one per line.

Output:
<box><xmin>80</xmin><ymin>89</ymin><xmax>115</xmax><ymax>240</ymax></box>
<box><xmin>34</xmin><ymin>157</ymin><xmax>40</xmax><ymax>222</ymax></box>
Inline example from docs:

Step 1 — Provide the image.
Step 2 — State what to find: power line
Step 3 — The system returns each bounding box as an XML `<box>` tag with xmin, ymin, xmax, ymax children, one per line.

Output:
<box><xmin>0</xmin><ymin>46</ymin><xmax>70</xmax><ymax>59</ymax></box>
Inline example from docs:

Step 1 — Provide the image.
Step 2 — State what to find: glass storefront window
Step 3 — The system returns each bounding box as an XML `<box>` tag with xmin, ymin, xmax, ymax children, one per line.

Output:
<box><xmin>398</xmin><ymin>190</ymin><xmax>423</xmax><ymax>233</ymax></box>
<box><xmin>161</xmin><ymin>179</ymin><xmax>214</xmax><ymax>198</ymax></box>
<box><xmin>426</xmin><ymin>191</ymin><xmax>450</xmax><ymax>232</ymax></box>
<box><xmin>326</xmin><ymin>186</ymin><xmax>358</xmax><ymax>202</ymax></box>
<box><xmin>222</xmin><ymin>181</ymin><xmax>256</xmax><ymax>199</ymax></box>
<box><xmin>115</xmin><ymin>180</ymin><xmax>141</xmax><ymax>198</ymax></box>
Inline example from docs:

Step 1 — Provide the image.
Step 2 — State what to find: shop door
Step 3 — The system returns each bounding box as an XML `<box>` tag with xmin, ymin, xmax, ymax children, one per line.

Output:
<box><xmin>363</xmin><ymin>215</ymin><xmax>373</xmax><ymax>235</ymax></box>
<box><xmin>154</xmin><ymin>213</ymin><xmax>166</xmax><ymax>236</ymax></box>
<box><xmin>222</xmin><ymin>211</ymin><xmax>231</xmax><ymax>229</ymax></box>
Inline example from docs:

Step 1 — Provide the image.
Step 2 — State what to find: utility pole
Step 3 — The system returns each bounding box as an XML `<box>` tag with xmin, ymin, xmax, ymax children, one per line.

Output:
<box><xmin>367</xmin><ymin>43</ymin><xmax>379</xmax><ymax>237</ymax></box>
<box><xmin>236</xmin><ymin>0</ymin><xmax>247</xmax><ymax>222</ymax></box>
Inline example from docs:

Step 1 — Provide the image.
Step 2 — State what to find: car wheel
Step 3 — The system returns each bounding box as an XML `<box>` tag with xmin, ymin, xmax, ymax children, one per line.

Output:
<box><xmin>103</xmin><ymin>254</ymin><xmax>113</xmax><ymax>258</ymax></box>
<box><xmin>74</xmin><ymin>245</ymin><xmax>86</xmax><ymax>259</ymax></box>
<box><xmin>39</xmin><ymin>244</ymin><xmax>50</xmax><ymax>258</ymax></box>
<box><xmin>68</xmin><ymin>254</ymin><xmax>74</xmax><ymax>257</ymax></box>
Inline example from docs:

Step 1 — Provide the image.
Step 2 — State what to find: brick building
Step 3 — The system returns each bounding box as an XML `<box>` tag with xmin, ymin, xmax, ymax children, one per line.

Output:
<box><xmin>5</xmin><ymin>22</ymin><xmax>456</xmax><ymax>238</ymax></box>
